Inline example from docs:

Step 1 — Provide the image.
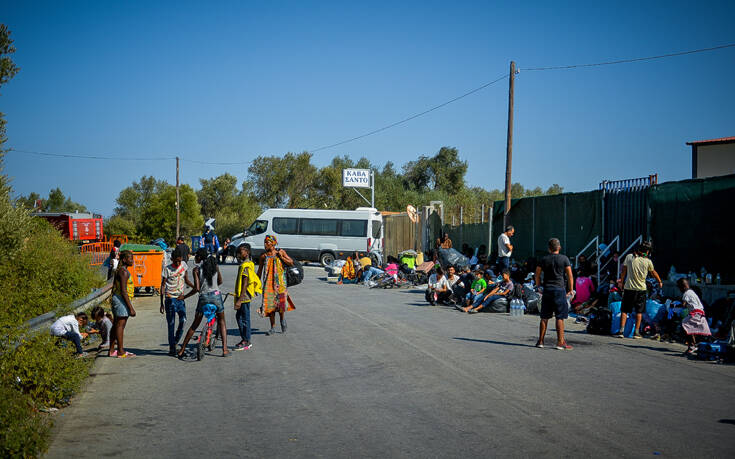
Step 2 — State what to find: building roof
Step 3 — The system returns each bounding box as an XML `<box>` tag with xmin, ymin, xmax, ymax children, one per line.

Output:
<box><xmin>686</xmin><ymin>136</ymin><xmax>735</xmax><ymax>146</ymax></box>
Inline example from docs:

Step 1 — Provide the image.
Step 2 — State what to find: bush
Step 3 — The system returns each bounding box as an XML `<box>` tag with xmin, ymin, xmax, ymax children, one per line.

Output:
<box><xmin>0</xmin><ymin>218</ymin><xmax>104</xmax><ymax>325</ymax></box>
<box><xmin>0</xmin><ymin>383</ymin><xmax>50</xmax><ymax>458</ymax></box>
<box><xmin>0</xmin><ymin>334</ymin><xmax>92</xmax><ymax>458</ymax></box>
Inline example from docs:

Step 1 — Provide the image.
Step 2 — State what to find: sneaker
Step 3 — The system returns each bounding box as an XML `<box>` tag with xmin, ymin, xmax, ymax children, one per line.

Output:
<box><xmin>613</xmin><ymin>333</ymin><xmax>624</xmax><ymax>338</ymax></box>
<box><xmin>468</xmin><ymin>309</ymin><xmax>478</xmax><ymax>314</ymax></box>
<box><xmin>76</xmin><ymin>352</ymin><xmax>89</xmax><ymax>358</ymax></box>
<box><xmin>555</xmin><ymin>342</ymin><xmax>573</xmax><ymax>350</ymax></box>
<box><xmin>535</xmin><ymin>341</ymin><xmax>544</xmax><ymax>348</ymax></box>
<box><xmin>109</xmin><ymin>350</ymin><xmax>118</xmax><ymax>357</ymax></box>
<box><xmin>633</xmin><ymin>333</ymin><xmax>643</xmax><ymax>339</ymax></box>
<box><xmin>168</xmin><ymin>349</ymin><xmax>177</xmax><ymax>356</ymax></box>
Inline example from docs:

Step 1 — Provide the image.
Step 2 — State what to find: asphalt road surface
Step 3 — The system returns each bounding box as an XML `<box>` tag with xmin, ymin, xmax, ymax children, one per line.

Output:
<box><xmin>47</xmin><ymin>264</ymin><xmax>735</xmax><ymax>458</ymax></box>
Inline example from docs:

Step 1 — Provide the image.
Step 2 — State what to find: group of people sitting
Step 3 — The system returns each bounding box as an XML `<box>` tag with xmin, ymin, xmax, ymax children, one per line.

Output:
<box><xmin>337</xmin><ymin>252</ymin><xmax>386</xmax><ymax>284</ymax></box>
<box><xmin>423</xmin><ymin>264</ymin><xmax>516</xmax><ymax>312</ymax></box>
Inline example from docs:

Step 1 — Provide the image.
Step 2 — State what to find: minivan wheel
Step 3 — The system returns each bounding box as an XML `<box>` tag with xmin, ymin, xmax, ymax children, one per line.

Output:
<box><xmin>319</xmin><ymin>252</ymin><xmax>335</xmax><ymax>267</ymax></box>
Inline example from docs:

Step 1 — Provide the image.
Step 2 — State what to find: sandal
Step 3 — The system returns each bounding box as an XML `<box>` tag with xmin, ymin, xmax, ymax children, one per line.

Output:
<box><xmin>109</xmin><ymin>350</ymin><xmax>118</xmax><ymax>357</ymax></box>
<box><xmin>118</xmin><ymin>352</ymin><xmax>136</xmax><ymax>358</ymax></box>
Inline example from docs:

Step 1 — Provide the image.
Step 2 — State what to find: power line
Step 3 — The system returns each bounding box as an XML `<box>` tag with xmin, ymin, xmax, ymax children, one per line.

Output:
<box><xmin>7</xmin><ymin>148</ymin><xmax>175</xmax><ymax>161</ymax></box>
<box><xmin>521</xmin><ymin>42</ymin><xmax>735</xmax><ymax>71</ymax></box>
<box><xmin>310</xmin><ymin>73</ymin><xmax>509</xmax><ymax>152</ymax></box>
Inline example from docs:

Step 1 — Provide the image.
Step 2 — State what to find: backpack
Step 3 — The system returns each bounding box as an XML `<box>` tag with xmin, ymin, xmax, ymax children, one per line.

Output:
<box><xmin>286</xmin><ymin>260</ymin><xmax>304</xmax><ymax>287</ymax></box>
<box><xmin>587</xmin><ymin>307</ymin><xmax>612</xmax><ymax>335</ymax></box>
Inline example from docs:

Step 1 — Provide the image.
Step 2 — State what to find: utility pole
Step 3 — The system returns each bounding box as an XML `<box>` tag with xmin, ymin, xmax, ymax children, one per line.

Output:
<box><xmin>504</xmin><ymin>60</ymin><xmax>516</xmax><ymax>228</ymax></box>
<box><xmin>176</xmin><ymin>156</ymin><xmax>180</xmax><ymax>239</ymax></box>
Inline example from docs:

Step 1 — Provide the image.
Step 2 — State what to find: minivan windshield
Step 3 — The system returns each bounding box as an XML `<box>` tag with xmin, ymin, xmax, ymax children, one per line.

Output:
<box><xmin>248</xmin><ymin>220</ymin><xmax>268</xmax><ymax>235</ymax></box>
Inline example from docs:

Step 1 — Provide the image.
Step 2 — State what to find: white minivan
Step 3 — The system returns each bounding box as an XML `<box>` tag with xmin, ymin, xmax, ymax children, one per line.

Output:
<box><xmin>229</xmin><ymin>207</ymin><xmax>383</xmax><ymax>266</ymax></box>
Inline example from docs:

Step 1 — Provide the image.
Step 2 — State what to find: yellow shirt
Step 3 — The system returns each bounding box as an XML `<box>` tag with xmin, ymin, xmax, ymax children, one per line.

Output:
<box><xmin>236</xmin><ymin>260</ymin><xmax>262</xmax><ymax>299</ymax></box>
<box><xmin>359</xmin><ymin>257</ymin><xmax>372</xmax><ymax>268</ymax></box>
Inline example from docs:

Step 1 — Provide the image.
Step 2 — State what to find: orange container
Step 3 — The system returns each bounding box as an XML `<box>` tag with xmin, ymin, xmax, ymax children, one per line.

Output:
<box><xmin>130</xmin><ymin>250</ymin><xmax>164</xmax><ymax>291</ymax></box>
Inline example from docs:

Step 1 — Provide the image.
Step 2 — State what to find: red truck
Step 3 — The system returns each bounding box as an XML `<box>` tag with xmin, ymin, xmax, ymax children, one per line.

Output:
<box><xmin>36</xmin><ymin>212</ymin><xmax>104</xmax><ymax>244</ymax></box>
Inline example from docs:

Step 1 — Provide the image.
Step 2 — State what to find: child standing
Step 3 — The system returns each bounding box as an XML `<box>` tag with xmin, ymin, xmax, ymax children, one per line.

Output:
<box><xmin>50</xmin><ymin>312</ymin><xmax>89</xmax><ymax>357</ymax></box>
<box><xmin>678</xmin><ymin>278</ymin><xmax>711</xmax><ymax>355</ymax></box>
<box><xmin>234</xmin><ymin>244</ymin><xmax>261</xmax><ymax>350</ymax></box>
<box><xmin>110</xmin><ymin>250</ymin><xmax>136</xmax><ymax>358</ymax></box>
<box><xmin>160</xmin><ymin>247</ymin><xmax>194</xmax><ymax>356</ymax></box>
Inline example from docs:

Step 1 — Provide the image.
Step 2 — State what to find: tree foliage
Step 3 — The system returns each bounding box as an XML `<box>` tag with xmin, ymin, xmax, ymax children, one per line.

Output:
<box><xmin>107</xmin><ymin>176</ymin><xmax>203</xmax><ymax>242</ymax></box>
<box><xmin>17</xmin><ymin>188</ymin><xmax>88</xmax><ymax>213</ymax></box>
<box><xmin>197</xmin><ymin>173</ymin><xmax>260</xmax><ymax>239</ymax></box>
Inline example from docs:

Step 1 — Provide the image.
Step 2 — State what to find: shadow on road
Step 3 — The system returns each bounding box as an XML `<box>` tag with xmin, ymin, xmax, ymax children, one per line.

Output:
<box><xmin>453</xmin><ymin>337</ymin><xmax>535</xmax><ymax>348</ymax></box>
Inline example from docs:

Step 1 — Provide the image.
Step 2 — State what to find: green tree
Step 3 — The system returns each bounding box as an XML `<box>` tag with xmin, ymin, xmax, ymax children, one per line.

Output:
<box><xmin>197</xmin><ymin>173</ymin><xmax>261</xmax><ymax>239</ymax></box>
<box><xmin>246</xmin><ymin>152</ymin><xmax>318</xmax><ymax>208</ymax></box>
<box><xmin>17</xmin><ymin>188</ymin><xmax>88</xmax><ymax>212</ymax></box>
<box><xmin>545</xmin><ymin>184</ymin><xmax>564</xmax><ymax>195</ymax></box>
<box><xmin>138</xmin><ymin>184</ymin><xmax>203</xmax><ymax>242</ymax></box>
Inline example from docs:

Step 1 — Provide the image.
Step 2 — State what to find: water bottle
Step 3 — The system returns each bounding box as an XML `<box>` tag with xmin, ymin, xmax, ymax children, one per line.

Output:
<box><xmin>705</xmin><ymin>273</ymin><xmax>712</xmax><ymax>285</ymax></box>
<box><xmin>716</xmin><ymin>273</ymin><xmax>721</xmax><ymax>285</ymax></box>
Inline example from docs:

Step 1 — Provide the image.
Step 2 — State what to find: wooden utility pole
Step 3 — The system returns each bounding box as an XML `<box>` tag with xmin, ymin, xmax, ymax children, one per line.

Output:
<box><xmin>504</xmin><ymin>61</ymin><xmax>516</xmax><ymax>228</ymax></box>
<box><xmin>176</xmin><ymin>156</ymin><xmax>180</xmax><ymax>239</ymax></box>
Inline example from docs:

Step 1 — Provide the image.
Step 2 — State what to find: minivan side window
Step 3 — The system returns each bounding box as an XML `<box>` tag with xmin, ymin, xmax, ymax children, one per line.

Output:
<box><xmin>300</xmin><ymin>218</ymin><xmax>338</xmax><ymax>236</ymax></box>
<box><xmin>273</xmin><ymin>217</ymin><xmax>298</xmax><ymax>235</ymax></box>
<box><xmin>340</xmin><ymin>220</ymin><xmax>367</xmax><ymax>237</ymax></box>
<box><xmin>371</xmin><ymin>220</ymin><xmax>382</xmax><ymax>239</ymax></box>
<box><xmin>248</xmin><ymin>220</ymin><xmax>268</xmax><ymax>235</ymax></box>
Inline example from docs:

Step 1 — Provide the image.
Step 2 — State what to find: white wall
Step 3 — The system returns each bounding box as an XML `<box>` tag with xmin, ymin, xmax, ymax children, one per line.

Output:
<box><xmin>697</xmin><ymin>143</ymin><xmax>735</xmax><ymax>178</ymax></box>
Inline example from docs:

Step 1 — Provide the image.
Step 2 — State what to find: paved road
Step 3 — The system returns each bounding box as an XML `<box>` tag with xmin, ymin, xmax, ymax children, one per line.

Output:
<box><xmin>48</xmin><ymin>264</ymin><xmax>735</xmax><ymax>458</ymax></box>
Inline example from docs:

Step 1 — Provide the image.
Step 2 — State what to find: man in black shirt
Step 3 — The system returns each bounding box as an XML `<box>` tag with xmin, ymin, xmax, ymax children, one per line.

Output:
<box><xmin>534</xmin><ymin>238</ymin><xmax>575</xmax><ymax>350</ymax></box>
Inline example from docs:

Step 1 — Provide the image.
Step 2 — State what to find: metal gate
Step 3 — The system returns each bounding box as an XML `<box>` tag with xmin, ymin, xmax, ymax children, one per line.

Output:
<box><xmin>600</xmin><ymin>175</ymin><xmax>657</xmax><ymax>250</ymax></box>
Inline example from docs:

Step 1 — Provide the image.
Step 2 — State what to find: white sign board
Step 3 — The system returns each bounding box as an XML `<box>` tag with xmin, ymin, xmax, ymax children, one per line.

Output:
<box><xmin>342</xmin><ymin>168</ymin><xmax>371</xmax><ymax>188</ymax></box>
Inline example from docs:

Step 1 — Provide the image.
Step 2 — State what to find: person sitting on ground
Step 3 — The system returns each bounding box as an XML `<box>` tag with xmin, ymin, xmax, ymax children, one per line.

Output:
<box><xmin>460</xmin><ymin>269</ymin><xmax>488</xmax><ymax>309</ymax></box>
<box><xmin>572</xmin><ymin>268</ymin><xmax>597</xmax><ymax>315</ymax></box>
<box><xmin>338</xmin><ymin>256</ymin><xmax>358</xmax><ymax>284</ymax></box>
<box><xmin>445</xmin><ymin>265</ymin><xmax>461</xmax><ymax>304</ymax></box>
<box><xmin>477</xmin><ymin>245</ymin><xmax>488</xmax><ymax>265</ymax></box>
<box><xmin>385</xmin><ymin>256</ymin><xmax>400</xmax><ymax>281</ymax></box>
<box><xmin>50</xmin><ymin>312</ymin><xmax>89</xmax><ymax>357</ymax></box>
<box><xmin>440</xmin><ymin>233</ymin><xmax>453</xmax><ymax>249</ymax></box>
<box><xmin>678</xmin><ymin>278</ymin><xmax>711</xmax><ymax>355</ymax></box>
<box><xmin>361</xmin><ymin>263</ymin><xmax>385</xmax><ymax>283</ymax></box>
<box><xmin>426</xmin><ymin>266</ymin><xmax>452</xmax><ymax>305</ymax></box>
<box><xmin>465</xmin><ymin>269</ymin><xmax>513</xmax><ymax>313</ymax></box>
<box><xmin>89</xmin><ymin>306</ymin><xmax>113</xmax><ymax>351</ymax></box>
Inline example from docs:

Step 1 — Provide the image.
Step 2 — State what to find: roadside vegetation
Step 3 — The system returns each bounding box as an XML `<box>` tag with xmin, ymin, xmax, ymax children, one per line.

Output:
<box><xmin>1</xmin><ymin>24</ymin><xmax>102</xmax><ymax>458</ymax></box>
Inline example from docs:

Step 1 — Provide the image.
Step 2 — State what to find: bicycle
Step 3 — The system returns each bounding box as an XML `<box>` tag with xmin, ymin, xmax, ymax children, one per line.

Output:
<box><xmin>195</xmin><ymin>292</ymin><xmax>230</xmax><ymax>361</ymax></box>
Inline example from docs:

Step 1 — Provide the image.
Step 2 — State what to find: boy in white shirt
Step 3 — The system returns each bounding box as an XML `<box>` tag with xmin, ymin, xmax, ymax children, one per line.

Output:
<box><xmin>50</xmin><ymin>312</ymin><xmax>89</xmax><ymax>356</ymax></box>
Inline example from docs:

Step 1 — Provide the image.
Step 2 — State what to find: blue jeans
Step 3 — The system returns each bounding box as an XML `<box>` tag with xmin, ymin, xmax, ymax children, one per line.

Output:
<box><xmin>480</xmin><ymin>294</ymin><xmax>504</xmax><ymax>309</ymax></box>
<box><xmin>165</xmin><ymin>297</ymin><xmax>187</xmax><ymax>350</ymax></box>
<box><xmin>497</xmin><ymin>256</ymin><xmax>510</xmax><ymax>271</ymax></box>
<box><xmin>470</xmin><ymin>293</ymin><xmax>485</xmax><ymax>306</ymax></box>
<box><xmin>64</xmin><ymin>331</ymin><xmax>83</xmax><ymax>354</ymax></box>
<box><xmin>338</xmin><ymin>275</ymin><xmax>357</xmax><ymax>283</ymax></box>
<box><xmin>361</xmin><ymin>266</ymin><xmax>384</xmax><ymax>282</ymax></box>
<box><xmin>236</xmin><ymin>302</ymin><xmax>251</xmax><ymax>343</ymax></box>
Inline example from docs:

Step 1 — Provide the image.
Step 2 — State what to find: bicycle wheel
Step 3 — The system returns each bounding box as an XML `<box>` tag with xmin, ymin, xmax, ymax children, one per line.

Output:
<box><xmin>196</xmin><ymin>333</ymin><xmax>205</xmax><ymax>361</ymax></box>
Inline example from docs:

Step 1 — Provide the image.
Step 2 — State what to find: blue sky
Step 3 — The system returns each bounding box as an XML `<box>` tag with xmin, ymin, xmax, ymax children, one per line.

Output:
<box><xmin>2</xmin><ymin>0</ymin><xmax>734</xmax><ymax>216</ymax></box>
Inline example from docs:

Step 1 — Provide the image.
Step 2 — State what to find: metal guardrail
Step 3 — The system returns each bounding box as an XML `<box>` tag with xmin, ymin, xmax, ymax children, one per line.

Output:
<box><xmin>25</xmin><ymin>281</ymin><xmax>113</xmax><ymax>333</ymax></box>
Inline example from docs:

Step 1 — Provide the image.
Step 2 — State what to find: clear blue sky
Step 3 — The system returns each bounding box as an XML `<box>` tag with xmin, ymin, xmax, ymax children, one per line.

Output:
<box><xmin>2</xmin><ymin>0</ymin><xmax>734</xmax><ymax>216</ymax></box>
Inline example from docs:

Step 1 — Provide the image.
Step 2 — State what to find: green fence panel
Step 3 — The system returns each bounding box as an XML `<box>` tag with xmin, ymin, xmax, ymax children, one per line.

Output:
<box><xmin>648</xmin><ymin>174</ymin><xmax>735</xmax><ymax>283</ymax></box>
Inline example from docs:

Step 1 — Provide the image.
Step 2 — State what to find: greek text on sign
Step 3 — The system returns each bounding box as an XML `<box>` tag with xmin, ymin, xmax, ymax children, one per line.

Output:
<box><xmin>342</xmin><ymin>168</ymin><xmax>371</xmax><ymax>188</ymax></box>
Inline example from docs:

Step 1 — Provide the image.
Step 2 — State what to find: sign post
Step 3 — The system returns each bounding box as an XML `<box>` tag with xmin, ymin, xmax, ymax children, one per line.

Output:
<box><xmin>342</xmin><ymin>168</ymin><xmax>375</xmax><ymax>208</ymax></box>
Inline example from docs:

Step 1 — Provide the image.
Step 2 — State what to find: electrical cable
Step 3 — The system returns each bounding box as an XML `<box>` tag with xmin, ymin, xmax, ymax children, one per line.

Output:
<box><xmin>309</xmin><ymin>73</ymin><xmax>509</xmax><ymax>152</ymax></box>
<box><xmin>7</xmin><ymin>148</ymin><xmax>175</xmax><ymax>161</ymax></box>
<box><xmin>521</xmin><ymin>42</ymin><xmax>735</xmax><ymax>71</ymax></box>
